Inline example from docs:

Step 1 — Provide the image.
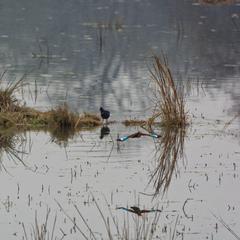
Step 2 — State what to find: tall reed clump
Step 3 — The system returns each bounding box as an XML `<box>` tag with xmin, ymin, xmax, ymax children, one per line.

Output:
<box><xmin>0</xmin><ymin>76</ymin><xmax>24</xmax><ymax>113</ymax></box>
<box><xmin>148</xmin><ymin>54</ymin><xmax>187</xmax><ymax>128</ymax></box>
<box><xmin>47</xmin><ymin>103</ymin><xmax>78</xmax><ymax>129</ymax></box>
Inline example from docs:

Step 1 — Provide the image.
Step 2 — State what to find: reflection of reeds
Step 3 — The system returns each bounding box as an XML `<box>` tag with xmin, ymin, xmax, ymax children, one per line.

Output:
<box><xmin>56</xmin><ymin>198</ymin><xmax>161</xmax><ymax>240</ymax></box>
<box><xmin>149</xmin><ymin>127</ymin><xmax>186</xmax><ymax>196</ymax></box>
<box><xmin>149</xmin><ymin>54</ymin><xmax>187</xmax><ymax>128</ymax></box>
<box><xmin>22</xmin><ymin>208</ymin><xmax>57</xmax><ymax>240</ymax></box>
<box><xmin>48</xmin><ymin>127</ymin><xmax>76</xmax><ymax>146</ymax></box>
<box><xmin>0</xmin><ymin>130</ymin><xmax>27</xmax><ymax>170</ymax></box>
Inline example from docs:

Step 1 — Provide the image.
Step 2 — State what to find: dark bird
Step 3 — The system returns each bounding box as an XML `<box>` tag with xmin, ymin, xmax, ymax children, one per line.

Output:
<box><xmin>100</xmin><ymin>107</ymin><xmax>110</xmax><ymax>124</ymax></box>
<box><xmin>100</xmin><ymin>126</ymin><xmax>110</xmax><ymax>139</ymax></box>
<box><xmin>116</xmin><ymin>206</ymin><xmax>161</xmax><ymax>216</ymax></box>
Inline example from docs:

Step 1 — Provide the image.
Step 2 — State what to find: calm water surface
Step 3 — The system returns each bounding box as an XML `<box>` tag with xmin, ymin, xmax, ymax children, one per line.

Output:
<box><xmin>0</xmin><ymin>0</ymin><xmax>240</xmax><ymax>239</ymax></box>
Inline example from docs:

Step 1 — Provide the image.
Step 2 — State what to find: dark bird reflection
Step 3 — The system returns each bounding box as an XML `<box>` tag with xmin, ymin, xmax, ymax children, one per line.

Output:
<box><xmin>116</xmin><ymin>206</ymin><xmax>161</xmax><ymax>216</ymax></box>
<box><xmin>100</xmin><ymin>126</ymin><xmax>110</xmax><ymax>139</ymax></box>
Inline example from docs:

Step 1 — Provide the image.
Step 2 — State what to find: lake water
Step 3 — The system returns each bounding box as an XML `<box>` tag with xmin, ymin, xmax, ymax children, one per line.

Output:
<box><xmin>0</xmin><ymin>0</ymin><xmax>240</xmax><ymax>239</ymax></box>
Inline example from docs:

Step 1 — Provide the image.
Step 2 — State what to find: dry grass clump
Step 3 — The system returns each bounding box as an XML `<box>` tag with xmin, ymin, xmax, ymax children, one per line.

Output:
<box><xmin>74</xmin><ymin>112</ymin><xmax>101</xmax><ymax>128</ymax></box>
<box><xmin>47</xmin><ymin>104</ymin><xmax>78</xmax><ymax>129</ymax></box>
<box><xmin>200</xmin><ymin>0</ymin><xmax>233</xmax><ymax>4</ymax></box>
<box><xmin>122</xmin><ymin>119</ymin><xmax>146</xmax><ymax>127</ymax></box>
<box><xmin>0</xmin><ymin>78</ymin><xmax>23</xmax><ymax>112</ymax></box>
<box><xmin>0</xmin><ymin>104</ymin><xmax>101</xmax><ymax>130</ymax></box>
<box><xmin>0</xmin><ymin>108</ymin><xmax>47</xmax><ymax>128</ymax></box>
<box><xmin>149</xmin><ymin>54</ymin><xmax>187</xmax><ymax>128</ymax></box>
<box><xmin>0</xmin><ymin>75</ymin><xmax>45</xmax><ymax>127</ymax></box>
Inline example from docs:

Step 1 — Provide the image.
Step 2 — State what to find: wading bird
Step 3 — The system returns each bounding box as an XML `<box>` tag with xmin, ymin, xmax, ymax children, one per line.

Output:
<box><xmin>100</xmin><ymin>107</ymin><xmax>110</xmax><ymax>124</ymax></box>
<box><xmin>116</xmin><ymin>206</ymin><xmax>161</xmax><ymax>216</ymax></box>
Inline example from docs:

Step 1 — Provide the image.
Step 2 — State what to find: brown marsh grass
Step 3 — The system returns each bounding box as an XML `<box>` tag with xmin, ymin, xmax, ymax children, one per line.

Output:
<box><xmin>148</xmin><ymin>54</ymin><xmax>187</xmax><ymax>129</ymax></box>
<box><xmin>47</xmin><ymin>110</ymin><xmax>101</xmax><ymax>145</ymax></box>
<box><xmin>200</xmin><ymin>0</ymin><xmax>233</xmax><ymax>4</ymax></box>
<box><xmin>0</xmin><ymin>72</ymin><xmax>25</xmax><ymax>112</ymax></box>
<box><xmin>47</xmin><ymin>103</ymin><xmax>78</xmax><ymax>129</ymax></box>
<box><xmin>122</xmin><ymin>119</ymin><xmax>147</xmax><ymax>127</ymax></box>
<box><xmin>0</xmin><ymin>73</ymin><xmax>101</xmax><ymax>130</ymax></box>
<box><xmin>0</xmin><ymin>75</ymin><xmax>101</xmax><ymax>145</ymax></box>
<box><xmin>74</xmin><ymin>112</ymin><xmax>102</xmax><ymax>128</ymax></box>
<box><xmin>148</xmin><ymin>126</ymin><xmax>186</xmax><ymax>197</ymax></box>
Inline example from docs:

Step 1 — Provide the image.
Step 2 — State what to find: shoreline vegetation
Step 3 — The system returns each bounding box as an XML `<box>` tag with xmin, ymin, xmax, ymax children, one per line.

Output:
<box><xmin>200</xmin><ymin>0</ymin><xmax>233</xmax><ymax>4</ymax></box>
<box><xmin>0</xmin><ymin>54</ymin><xmax>187</xmax><ymax>138</ymax></box>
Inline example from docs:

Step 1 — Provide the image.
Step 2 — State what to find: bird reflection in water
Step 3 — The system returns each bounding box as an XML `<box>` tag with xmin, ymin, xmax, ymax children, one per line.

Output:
<box><xmin>100</xmin><ymin>126</ymin><xmax>110</xmax><ymax>139</ymax></box>
<box><xmin>116</xmin><ymin>206</ymin><xmax>161</xmax><ymax>216</ymax></box>
<box><xmin>117</xmin><ymin>131</ymin><xmax>161</xmax><ymax>142</ymax></box>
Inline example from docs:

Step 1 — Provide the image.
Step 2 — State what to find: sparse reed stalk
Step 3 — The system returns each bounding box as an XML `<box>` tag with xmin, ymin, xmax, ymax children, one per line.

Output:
<box><xmin>56</xmin><ymin>198</ymin><xmax>161</xmax><ymax>240</ymax></box>
<box><xmin>22</xmin><ymin>208</ymin><xmax>57</xmax><ymax>240</ymax></box>
<box><xmin>148</xmin><ymin>54</ymin><xmax>187</xmax><ymax>128</ymax></box>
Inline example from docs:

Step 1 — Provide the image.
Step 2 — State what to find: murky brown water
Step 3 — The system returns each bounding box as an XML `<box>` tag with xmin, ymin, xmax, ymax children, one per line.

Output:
<box><xmin>0</xmin><ymin>0</ymin><xmax>240</xmax><ymax>239</ymax></box>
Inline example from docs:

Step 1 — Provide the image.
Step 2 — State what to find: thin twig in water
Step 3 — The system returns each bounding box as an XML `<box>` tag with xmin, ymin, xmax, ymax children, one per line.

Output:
<box><xmin>74</xmin><ymin>204</ymin><xmax>97</xmax><ymax>240</ymax></box>
<box><xmin>222</xmin><ymin>113</ymin><xmax>240</xmax><ymax>131</ymax></box>
<box><xmin>172</xmin><ymin>214</ymin><xmax>179</xmax><ymax>240</ymax></box>
<box><xmin>55</xmin><ymin>199</ymin><xmax>89</xmax><ymax>240</ymax></box>
<box><xmin>210</xmin><ymin>211</ymin><xmax>240</xmax><ymax>240</ymax></box>
<box><xmin>22</xmin><ymin>222</ymin><xmax>28</xmax><ymax>240</ymax></box>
